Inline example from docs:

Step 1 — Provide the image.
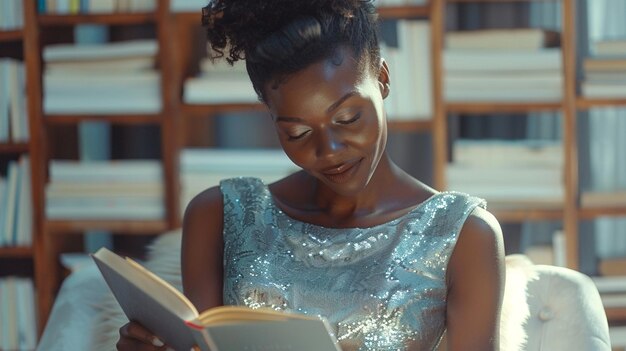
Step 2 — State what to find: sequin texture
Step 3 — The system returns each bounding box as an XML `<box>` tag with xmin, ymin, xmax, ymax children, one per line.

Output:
<box><xmin>221</xmin><ymin>177</ymin><xmax>486</xmax><ymax>351</ymax></box>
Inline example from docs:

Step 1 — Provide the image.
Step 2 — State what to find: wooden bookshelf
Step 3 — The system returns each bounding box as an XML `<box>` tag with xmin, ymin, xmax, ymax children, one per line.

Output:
<box><xmin>431</xmin><ymin>0</ymin><xmax>581</xmax><ymax>272</ymax></box>
<box><xmin>38</xmin><ymin>12</ymin><xmax>156</xmax><ymax>26</ymax></box>
<box><xmin>377</xmin><ymin>5</ymin><xmax>431</xmax><ymax>19</ymax></box>
<box><xmin>44</xmin><ymin>219</ymin><xmax>169</xmax><ymax>234</ymax></box>
<box><xmin>388</xmin><ymin>120</ymin><xmax>433</xmax><ymax>132</ymax></box>
<box><xmin>43</xmin><ymin>113</ymin><xmax>163</xmax><ymax>125</ymax></box>
<box><xmin>0</xmin><ymin>143</ymin><xmax>30</xmax><ymax>153</ymax></box>
<box><xmin>446</xmin><ymin>102</ymin><xmax>563</xmax><ymax>114</ymax></box>
<box><xmin>0</xmin><ymin>30</ymin><xmax>24</xmax><ymax>42</ymax></box>
<box><xmin>576</xmin><ymin>98</ymin><xmax>626</xmax><ymax>110</ymax></box>
<box><xmin>0</xmin><ymin>247</ymin><xmax>34</xmax><ymax>258</ymax></box>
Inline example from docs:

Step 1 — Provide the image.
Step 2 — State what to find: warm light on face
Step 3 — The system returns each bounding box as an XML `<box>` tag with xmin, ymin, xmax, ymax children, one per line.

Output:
<box><xmin>265</xmin><ymin>48</ymin><xmax>388</xmax><ymax>197</ymax></box>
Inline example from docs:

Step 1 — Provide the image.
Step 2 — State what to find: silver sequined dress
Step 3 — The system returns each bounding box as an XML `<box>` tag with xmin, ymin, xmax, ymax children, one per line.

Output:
<box><xmin>220</xmin><ymin>177</ymin><xmax>486</xmax><ymax>351</ymax></box>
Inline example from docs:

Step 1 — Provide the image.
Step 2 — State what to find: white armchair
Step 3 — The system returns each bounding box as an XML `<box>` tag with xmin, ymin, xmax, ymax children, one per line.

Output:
<box><xmin>37</xmin><ymin>233</ymin><xmax>612</xmax><ymax>351</ymax></box>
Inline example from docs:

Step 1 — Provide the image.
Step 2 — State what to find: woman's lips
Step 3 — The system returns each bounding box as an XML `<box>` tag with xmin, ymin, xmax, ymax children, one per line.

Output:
<box><xmin>321</xmin><ymin>158</ymin><xmax>363</xmax><ymax>183</ymax></box>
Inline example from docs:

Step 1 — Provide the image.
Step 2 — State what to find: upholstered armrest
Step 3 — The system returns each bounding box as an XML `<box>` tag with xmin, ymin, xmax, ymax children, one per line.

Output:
<box><xmin>524</xmin><ymin>264</ymin><xmax>611</xmax><ymax>351</ymax></box>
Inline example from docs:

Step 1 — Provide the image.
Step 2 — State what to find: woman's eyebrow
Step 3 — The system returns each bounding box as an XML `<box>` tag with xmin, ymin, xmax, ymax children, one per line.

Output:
<box><xmin>276</xmin><ymin>91</ymin><xmax>359</xmax><ymax>123</ymax></box>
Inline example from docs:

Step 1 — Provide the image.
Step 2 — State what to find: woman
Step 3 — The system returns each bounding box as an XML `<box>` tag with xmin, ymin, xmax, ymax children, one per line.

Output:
<box><xmin>118</xmin><ymin>0</ymin><xmax>504</xmax><ymax>350</ymax></box>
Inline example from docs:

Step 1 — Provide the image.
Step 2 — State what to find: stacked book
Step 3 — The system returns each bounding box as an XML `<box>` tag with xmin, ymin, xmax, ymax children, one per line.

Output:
<box><xmin>38</xmin><ymin>0</ymin><xmax>155</xmax><ymax>14</ymax></box>
<box><xmin>183</xmin><ymin>55</ymin><xmax>258</xmax><ymax>105</ymax></box>
<box><xmin>592</xmin><ymin>276</ymin><xmax>626</xmax><ymax>313</ymax></box>
<box><xmin>446</xmin><ymin>140</ymin><xmax>563</xmax><ymax>210</ymax></box>
<box><xmin>0</xmin><ymin>58</ymin><xmax>29</xmax><ymax>143</ymax></box>
<box><xmin>170</xmin><ymin>0</ymin><xmax>207</xmax><ymax>12</ymax></box>
<box><xmin>582</xmin><ymin>39</ymin><xmax>626</xmax><ymax>99</ymax></box>
<box><xmin>0</xmin><ymin>0</ymin><xmax>23</xmax><ymax>30</ymax></box>
<box><xmin>380</xmin><ymin>20</ymin><xmax>432</xmax><ymax>121</ymax></box>
<box><xmin>444</xmin><ymin>29</ymin><xmax>563</xmax><ymax>102</ymax></box>
<box><xmin>376</xmin><ymin>0</ymin><xmax>428</xmax><ymax>6</ymax></box>
<box><xmin>0</xmin><ymin>156</ymin><xmax>32</xmax><ymax>247</ymax></box>
<box><xmin>46</xmin><ymin>160</ymin><xmax>164</xmax><ymax>220</ymax></box>
<box><xmin>43</xmin><ymin>39</ymin><xmax>161</xmax><ymax>115</ymax></box>
<box><xmin>180</xmin><ymin>149</ymin><xmax>298</xmax><ymax>213</ymax></box>
<box><xmin>0</xmin><ymin>277</ymin><xmax>37</xmax><ymax>351</ymax></box>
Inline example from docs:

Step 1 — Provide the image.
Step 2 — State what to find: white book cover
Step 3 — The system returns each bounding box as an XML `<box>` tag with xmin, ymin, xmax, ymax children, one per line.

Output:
<box><xmin>16</xmin><ymin>278</ymin><xmax>37</xmax><ymax>350</ymax></box>
<box><xmin>392</xmin><ymin>20</ymin><xmax>417</xmax><ymax>120</ymax></box>
<box><xmin>130</xmin><ymin>0</ymin><xmax>156</xmax><ymax>12</ymax></box>
<box><xmin>445</xmin><ymin>87</ymin><xmax>563</xmax><ymax>102</ymax></box>
<box><xmin>43</xmin><ymin>39</ymin><xmax>158</xmax><ymax>62</ymax></box>
<box><xmin>453</xmin><ymin>140</ymin><xmax>563</xmax><ymax>167</ymax></box>
<box><xmin>593</xmin><ymin>39</ymin><xmax>626</xmax><ymax>56</ymax></box>
<box><xmin>180</xmin><ymin>149</ymin><xmax>296</xmax><ymax>173</ymax></box>
<box><xmin>45</xmin><ymin>56</ymin><xmax>155</xmax><ymax>74</ymax></box>
<box><xmin>49</xmin><ymin>160</ymin><xmax>162</xmax><ymax>182</ymax></box>
<box><xmin>446</xmin><ymin>29</ymin><xmax>556</xmax><ymax>51</ymax></box>
<box><xmin>170</xmin><ymin>0</ymin><xmax>206</xmax><ymax>12</ymax></box>
<box><xmin>0</xmin><ymin>60</ymin><xmax>9</xmax><ymax>142</ymax></box>
<box><xmin>2</xmin><ymin>278</ymin><xmax>18</xmax><ymax>350</ymax></box>
<box><xmin>0</xmin><ymin>179</ymin><xmax>6</xmax><ymax>246</ymax></box>
<box><xmin>445</xmin><ymin>71</ymin><xmax>563</xmax><ymax>89</ymax></box>
<box><xmin>9</xmin><ymin>61</ymin><xmax>27</xmax><ymax>142</ymax></box>
<box><xmin>87</xmin><ymin>0</ymin><xmax>116</xmax><ymax>13</ymax></box>
<box><xmin>15</xmin><ymin>156</ymin><xmax>32</xmax><ymax>246</ymax></box>
<box><xmin>586</xmin><ymin>71</ymin><xmax>626</xmax><ymax>82</ymax></box>
<box><xmin>3</xmin><ymin>161</ymin><xmax>19</xmax><ymax>246</ymax></box>
<box><xmin>444</xmin><ymin>49</ymin><xmax>562</xmax><ymax>73</ymax></box>
<box><xmin>46</xmin><ymin>204</ymin><xmax>165</xmax><ymax>219</ymax></box>
<box><xmin>582</xmin><ymin>82</ymin><xmax>626</xmax><ymax>98</ymax></box>
<box><xmin>183</xmin><ymin>76</ymin><xmax>258</xmax><ymax>104</ymax></box>
<box><xmin>411</xmin><ymin>21</ymin><xmax>432</xmax><ymax>120</ymax></box>
<box><xmin>446</xmin><ymin>166</ymin><xmax>562</xmax><ymax>187</ymax></box>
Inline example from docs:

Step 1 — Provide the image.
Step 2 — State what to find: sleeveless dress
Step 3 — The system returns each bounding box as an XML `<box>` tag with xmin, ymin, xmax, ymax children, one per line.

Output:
<box><xmin>220</xmin><ymin>177</ymin><xmax>486</xmax><ymax>351</ymax></box>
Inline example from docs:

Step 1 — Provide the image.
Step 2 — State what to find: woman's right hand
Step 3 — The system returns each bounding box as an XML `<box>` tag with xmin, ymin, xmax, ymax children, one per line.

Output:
<box><xmin>117</xmin><ymin>321</ymin><xmax>171</xmax><ymax>351</ymax></box>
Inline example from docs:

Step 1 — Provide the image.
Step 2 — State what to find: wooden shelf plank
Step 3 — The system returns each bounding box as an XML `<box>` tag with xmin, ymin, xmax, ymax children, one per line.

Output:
<box><xmin>579</xmin><ymin>207</ymin><xmax>626</xmax><ymax>220</ymax></box>
<box><xmin>377</xmin><ymin>5</ymin><xmax>431</xmax><ymax>19</ymax></box>
<box><xmin>490</xmin><ymin>208</ymin><xmax>564</xmax><ymax>222</ymax></box>
<box><xmin>447</xmin><ymin>0</ymin><xmax>561</xmax><ymax>2</ymax></box>
<box><xmin>446</xmin><ymin>101</ymin><xmax>563</xmax><ymax>114</ymax></box>
<box><xmin>38</xmin><ymin>12</ymin><xmax>156</xmax><ymax>26</ymax></box>
<box><xmin>0</xmin><ymin>30</ymin><xmax>23</xmax><ymax>42</ymax></box>
<box><xmin>388</xmin><ymin>119</ymin><xmax>433</xmax><ymax>132</ymax></box>
<box><xmin>173</xmin><ymin>6</ymin><xmax>431</xmax><ymax>24</ymax></box>
<box><xmin>576</xmin><ymin>98</ymin><xmax>626</xmax><ymax>110</ymax></box>
<box><xmin>606</xmin><ymin>307</ymin><xmax>626</xmax><ymax>322</ymax></box>
<box><xmin>44</xmin><ymin>113</ymin><xmax>163</xmax><ymax>124</ymax></box>
<box><xmin>45</xmin><ymin>219</ymin><xmax>169</xmax><ymax>234</ymax></box>
<box><xmin>0</xmin><ymin>143</ymin><xmax>29</xmax><ymax>154</ymax></box>
<box><xmin>0</xmin><ymin>247</ymin><xmax>34</xmax><ymax>258</ymax></box>
<box><xmin>181</xmin><ymin>103</ymin><xmax>266</xmax><ymax>116</ymax></box>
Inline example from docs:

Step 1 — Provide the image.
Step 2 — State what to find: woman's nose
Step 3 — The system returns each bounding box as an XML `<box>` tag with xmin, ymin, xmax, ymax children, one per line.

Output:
<box><xmin>316</xmin><ymin>128</ymin><xmax>344</xmax><ymax>158</ymax></box>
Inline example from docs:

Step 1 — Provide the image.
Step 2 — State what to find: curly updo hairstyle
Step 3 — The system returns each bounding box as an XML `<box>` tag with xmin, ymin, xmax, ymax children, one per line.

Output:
<box><xmin>202</xmin><ymin>0</ymin><xmax>380</xmax><ymax>102</ymax></box>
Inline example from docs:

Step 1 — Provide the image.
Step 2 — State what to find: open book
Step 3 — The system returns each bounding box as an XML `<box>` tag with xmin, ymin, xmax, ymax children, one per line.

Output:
<box><xmin>91</xmin><ymin>247</ymin><xmax>341</xmax><ymax>351</ymax></box>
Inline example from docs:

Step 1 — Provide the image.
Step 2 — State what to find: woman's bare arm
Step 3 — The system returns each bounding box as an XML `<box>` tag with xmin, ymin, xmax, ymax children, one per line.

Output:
<box><xmin>445</xmin><ymin>207</ymin><xmax>505</xmax><ymax>351</ymax></box>
<box><xmin>182</xmin><ymin>186</ymin><xmax>225</xmax><ymax>312</ymax></box>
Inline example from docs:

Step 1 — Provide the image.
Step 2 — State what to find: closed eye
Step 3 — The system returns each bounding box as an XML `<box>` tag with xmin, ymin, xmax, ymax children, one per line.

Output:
<box><xmin>336</xmin><ymin>112</ymin><xmax>361</xmax><ymax>125</ymax></box>
<box><xmin>287</xmin><ymin>130</ymin><xmax>311</xmax><ymax>141</ymax></box>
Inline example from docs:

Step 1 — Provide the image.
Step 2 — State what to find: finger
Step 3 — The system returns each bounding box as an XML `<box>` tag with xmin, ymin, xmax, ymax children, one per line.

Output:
<box><xmin>121</xmin><ymin>321</ymin><xmax>165</xmax><ymax>347</ymax></box>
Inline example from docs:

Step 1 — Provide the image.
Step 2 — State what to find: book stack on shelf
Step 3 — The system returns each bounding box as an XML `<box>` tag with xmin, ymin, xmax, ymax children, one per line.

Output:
<box><xmin>0</xmin><ymin>156</ymin><xmax>33</xmax><ymax>248</ymax></box>
<box><xmin>376</xmin><ymin>0</ymin><xmax>428</xmax><ymax>6</ymax></box>
<box><xmin>179</xmin><ymin>149</ymin><xmax>297</xmax><ymax>214</ymax></box>
<box><xmin>446</xmin><ymin>140</ymin><xmax>563</xmax><ymax>210</ymax></box>
<box><xmin>582</xmin><ymin>39</ymin><xmax>626</xmax><ymax>99</ymax></box>
<box><xmin>380</xmin><ymin>20</ymin><xmax>432</xmax><ymax>121</ymax></box>
<box><xmin>443</xmin><ymin>29</ymin><xmax>563</xmax><ymax>102</ymax></box>
<box><xmin>43</xmin><ymin>39</ymin><xmax>161</xmax><ymax>115</ymax></box>
<box><xmin>45</xmin><ymin>160</ymin><xmax>164</xmax><ymax>220</ymax></box>
<box><xmin>183</xmin><ymin>55</ymin><xmax>257</xmax><ymax>105</ymax></box>
<box><xmin>0</xmin><ymin>58</ymin><xmax>29</xmax><ymax>143</ymax></box>
<box><xmin>0</xmin><ymin>0</ymin><xmax>24</xmax><ymax>31</ymax></box>
<box><xmin>37</xmin><ymin>0</ymin><xmax>155</xmax><ymax>14</ymax></box>
<box><xmin>0</xmin><ymin>276</ymin><xmax>37</xmax><ymax>351</ymax></box>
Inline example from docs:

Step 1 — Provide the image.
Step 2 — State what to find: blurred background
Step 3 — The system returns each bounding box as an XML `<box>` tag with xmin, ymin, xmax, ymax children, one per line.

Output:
<box><xmin>0</xmin><ymin>0</ymin><xmax>625</xmax><ymax>349</ymax></box>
